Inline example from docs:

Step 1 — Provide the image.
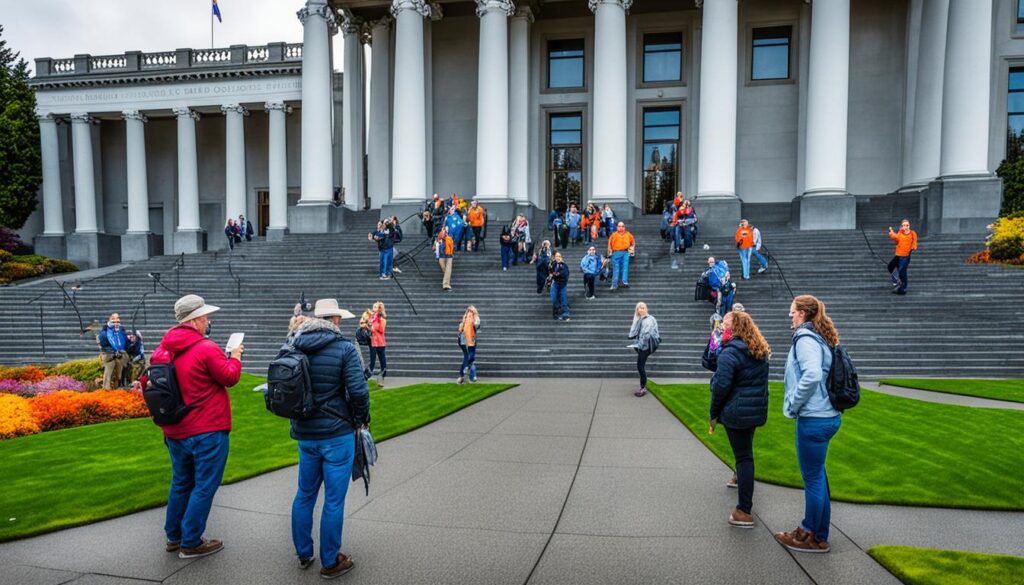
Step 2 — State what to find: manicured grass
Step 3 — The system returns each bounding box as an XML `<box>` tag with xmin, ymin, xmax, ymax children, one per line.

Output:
<box><xmin>868</xmin><ymin>545</ymin><xmax>1024</xmax><ymax>585</ymax></box>
<box><xmin>0</xmin><ymin>374</ymin><xmax>513</xmax><ymax>542</ymax></box>
<box><xmin>647</xmin><ymin>382</ymin><xmax>1024</xmax><ymax>510</ymax></box>
<box><xmin>879</xmin><ymin>378</ymin><xmax>1024</xmax><ymax>404</ymax></box>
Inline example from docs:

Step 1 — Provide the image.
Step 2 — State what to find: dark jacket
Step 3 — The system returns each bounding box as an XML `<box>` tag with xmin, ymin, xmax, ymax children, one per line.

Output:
<box><xmin>289</xmin><ymin>318</ymin><xmax>371</xmax><ymax>441</ymax></box>
<box><xmin>98</xmin><ymin>325</ymin><xmax>127</xmax><ymax>353</ymax></box>
<box><xmin>549</xmin><ymin>261</ymin><xmax>569</xmax><ymax>286</ymax></box>
<box><xmin>709</xmin><ymin>338</ymin><xmax>769</xmax><ymax>429</ymax></box>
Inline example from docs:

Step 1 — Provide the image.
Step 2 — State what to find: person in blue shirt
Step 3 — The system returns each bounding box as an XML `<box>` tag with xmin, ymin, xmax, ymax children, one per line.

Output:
<box><xmin>566</xmin><ymin>204</ymin><xmax>582</xmax><ymax>246</ymax></box>
<box><xmin>579</xmin><ymin>246</ymin><xmax>602</xmax><ymax>300</ymax></box>
<box><xmin>549</xmin><ymin>252</ymin><xmax>571</xmax><ymax>321</ymax></box>
<box><xmin>121</xmin><ymin>329</ymin><xmax>147</xmax><ymax>386</ymax></box>
<box><xmin>444</xmin><ymin>209</ymin><xmax>466</xmax><ymax>252</ymax></box>
<box><xmin>97</xmin><ymin>313</ymin><xmax>128</xmax><ymax>389</ymax></box>
<box><xmin>534</xmin><ymin>240</ymin><xmax>552</xmax><ymax>294</ymax></box>
<box><xmin>368</xmin><ymin>219</ymin><xmax>396</xmax><ymax>279</ymax></box>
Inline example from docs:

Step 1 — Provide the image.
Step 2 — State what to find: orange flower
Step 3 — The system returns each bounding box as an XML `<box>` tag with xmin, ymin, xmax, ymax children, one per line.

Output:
<box><xmin>0</xmin><ymin>366</ymin><xmax>47</xmax><ymax>383</ymax></box>
<box><xmin>28</xmin><ymin>390</ymin><xmax>149</xmax><ymax>432</ymax></box>
<box><xmin>0</xmin><ymin>394</ymin><xmax>40</xmax><ymax>439</ymax></box>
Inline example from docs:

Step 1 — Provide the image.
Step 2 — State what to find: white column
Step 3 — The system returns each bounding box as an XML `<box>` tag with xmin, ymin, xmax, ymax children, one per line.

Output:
<box><xmin>590</xmin><ymin>0</ymin><xmax>630</xmax><ymax>203</ymax></box>
<box><xmin>174</xmin><ymin>107</ymin><xmax>201</xmax><ymax>231</ymax></box>
<box><xmin>696</xmin><ymin>0</ymin><xmax>738</xmax><ymax>198</ymax></box>
<box><xmin>368</xmin><ymin>16</ymin><xmax>393</xmax><ymax>209</ymax></box>
<box><xmin>265</xmin><ymin>102</ymin><xmax>290</xmax><ymax>232</ymax></box>
<box><xmin>221</xmin><ymin>104</ymin><xmax>248</xmax><ymax>220</ymax></box>
<box><xmin>297</xmin><ymin>0</ymin><xmax>339</xmax><ymax>203</ymax></box>
<box><xmin>37</xmin><ymin>114</ymin><xmax>65</xmax><ymax>235</ymax></box>
<box><xmin>391</xmin><ymin>0</ymin><xmax>431</xmax><ymax>201</ymax></box>
<box><xmin>342</xmin><ymin>15</ymin><xmax>366</xmax><ymax>209</ymax></box>
<box><xmin>475</xmin><ymin>0</ymin><xmax>514</xmax><ymax>201</ymax></box>
<box><xmin>122</xmin><ymin>111</ymin><xmax>150</xmax><ymax>233</ymax></box>
<box><xmin>803</xmin><ymin>0</ymin><xmax>850</xmax><ymax>195</ymax></box>
<box><xmin>509</xmin><ymin>7</ymin><xmax>532</xmax><ymax>205</ymax></box>
<box><xmin>69</xmin><ymin>114</ymin><xmax>98</xmax><ymax>233</ymax></box>
<box><xmin>939</xmin><ymin>0</ymin><xmax>992</xmax><ymax>177</ymax></box>
<box><xmin>907</xmin><ymin>0</ymin><xmax>947</xmax><ymax>185</ymax></box>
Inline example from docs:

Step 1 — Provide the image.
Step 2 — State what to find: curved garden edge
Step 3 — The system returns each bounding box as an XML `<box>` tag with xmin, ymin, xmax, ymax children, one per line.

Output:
<box><xmin>868</xmin><ymin>545</ymin><xmax>1024</xmax><ymax>585</ymax></box>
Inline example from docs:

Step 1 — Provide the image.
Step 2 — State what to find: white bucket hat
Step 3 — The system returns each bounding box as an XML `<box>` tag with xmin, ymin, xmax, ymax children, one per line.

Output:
<box><xmin>175</xmin><ymin>294</ymin><xmax>220</xmax><ymax>323</ymax></box>
<box><xmin>314</xmin><ymin>298</ymin><xmax>356</xmax><ymax>319</ymax></box>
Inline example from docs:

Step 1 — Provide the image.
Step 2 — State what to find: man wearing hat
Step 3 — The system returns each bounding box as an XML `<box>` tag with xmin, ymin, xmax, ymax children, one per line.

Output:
<box><xmin>287</xmin><ymin>299</ymin><xmax>370</xmax><ymax>578</ymax></box>
<box><xmin>146</xmin><ymin>294</ymin><xmax>244</xmax><ymax>560</ymax></box>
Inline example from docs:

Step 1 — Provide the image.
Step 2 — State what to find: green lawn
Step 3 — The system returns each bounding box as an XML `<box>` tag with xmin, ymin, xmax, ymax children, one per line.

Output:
<box><xmin>879</xmin><ymin>378</ymin><xmax>1024</xmax><ymax>404</ymax></box>
<box><xmin>0</xmin><ymin>374</ymin><xmax>513</xmax><ymax>542</ymax></box>
<box><xmin>647</xmin><ymin>382</ymin><xmax>1024</xmax><ymax>510</ymax></box>
<box><xmin>868</xmin><ymin>545</ymin><xmax>1024</xmax><ymax>585</ymax></box>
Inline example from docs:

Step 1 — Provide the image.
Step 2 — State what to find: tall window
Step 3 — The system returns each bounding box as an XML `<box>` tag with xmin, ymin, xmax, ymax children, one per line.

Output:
<box><xmin>549</xmin><ymin>113</ymin><xmax>583</xmax><ymax>212</ymax></box>
<box><xmin>1018</xmin><ymin>0</ymin><xmax>1024</xmax><ymax>24</ymax></box>
<box><xmin>643</xmin><ymin>32</ymin><xmax>682</xmax><ymax>83</ymax></box>
<box><xmin>641</xmin><ymin>107</ymin><xmax>680</xmax><ymax>214</ymax></box>
<box><xmin>548</xmin><ymin>39</ymin><xmax>585</xmax><ymax>89</ymax></box>
<box><xmin>1008</xmin><ymin>68</ymin><xmax>1024</xmax><ymax>159</ymax></box>
<box><xmin>751</xmin><ymin>26</ymin><xmax>791</xmax><ymax>81</ymax></box>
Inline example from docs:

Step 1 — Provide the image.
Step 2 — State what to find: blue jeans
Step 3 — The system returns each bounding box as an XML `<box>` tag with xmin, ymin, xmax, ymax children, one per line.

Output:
<box><xmin>501</xmin><ymin>246</ymin><xmax>513</xmax><ymax>269</ymax></box>
<box><xmin>550</xmin><ymin>282</ymin><xmax>569</xmax><ymax>318</ymax></box>
<box><xmin>796</xmin><ymin>415</ymin><xmax>841</xmax><ymax>542</ymax></box>
<box><xmin>292</xmin><ymin>434</ymin><xmax>356</xmax><ymax>566</ymax></box>
<box><xmin>379</xmin><ymin>247</ymin><xmax>394</xmax><ymax>277</ymax></box>
<box><xmin>569</xmin><ymin>227</ymin><xmax>579</xmax><ymax>243</ymax></box>
<box><xmin>752</xmin><ymin>248</ymin><xmax>768</xmax><ymax>269</ymax></box>
<box><xmin>673</xmin><ymin>225</ymin><xmax>683</xmax><ymax>251</ymax></box>
<box><xmin>459</xmin><ymin>345</ymin><xmax>477</xmax><ymax>379</ymax></box>
<box><xmin>165</xmin><ymin>431</ymin><xmax>230</xmax><ymax>548</ymax></box>
<box><xmin>610</xmin><ymin>251</ymin><xmax>629</xmax><ymax>287</ymax></box>
<box><xmin>888</xmin><ymin>255</ymin><xmax>911</xmax><ymax>292</ymax></box>
<box><xmin>369</xmin><ymin>346</ymin><xmax>386</xmax><ymax>374</ymax></box>
<box><xmin>738</xmin><ymin>247</ymin><xmax>752</xmax><ymax>279</ymax></box>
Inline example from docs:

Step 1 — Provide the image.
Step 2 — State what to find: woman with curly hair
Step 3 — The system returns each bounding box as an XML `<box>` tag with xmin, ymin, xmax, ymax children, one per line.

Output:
<box><xmin>774</xmin><ymin>294</ymin><xmax>842</xmax><ymax>554</ymax></box>
<box><xmin>709</xmin><ymin>310</ymin><xmax>770</xmax><ymax>528</ymax></box>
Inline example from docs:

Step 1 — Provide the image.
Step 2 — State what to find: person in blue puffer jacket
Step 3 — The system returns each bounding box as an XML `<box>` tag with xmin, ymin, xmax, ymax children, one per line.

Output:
<box><xmin>579</xmin><ymin>246</ymin><xmax>602</xmax><ymax>300</ymax></box>
<box><xmin>774</xmin><ymin>294</ymin><xmax>842</xmax><ymax>556</ymax></box>
<box><xmin>444</xmin><ymin>209</ymin><xmax>466</xmax><ymax>252</ymax></box>
<box><xmin>97</xmin><ymin>313</ymin><xmax>128</xmax><ymax>389</ymax></box>
<box><xmin>286</xmin><ymin>299</ymin><xmax>370</xmax><ymax>577</ymax></box>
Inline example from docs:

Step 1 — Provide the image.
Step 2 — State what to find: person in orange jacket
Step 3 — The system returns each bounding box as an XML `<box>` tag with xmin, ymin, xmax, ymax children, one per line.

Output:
<box><xmin>888</xmin><ymin>219</ymin><xmax>918</xmax><ymax>295</ymax></box>
<box><xmin>467</xmin><ymin>200</ymin><xmax>486</xmax><ymax>252</ymax></box>
<box><xmin>735</xmin><ymin>220</ymin><xmax>756</xmax><ymax>279</ymax></box>
<box><xmin>607</xmin><ymin>221</ymin><xmax>636</xmax><ymax>290</ymax></box>
<box><xmin>435</xmin><ymin>227</ymin><xmax>454</xmax><ymax>291</ymax></box>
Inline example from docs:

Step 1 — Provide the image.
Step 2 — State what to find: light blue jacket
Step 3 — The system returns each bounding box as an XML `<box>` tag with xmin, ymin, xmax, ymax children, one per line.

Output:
<box><xmin>580</xmin><ymin>254</ymin><xmax>601</xmax><ymax>275</ymax></box>
<box><xmin>783</xmin><ymin>323</ymin><xmax>840</xmax><ymax>419</ymax></box>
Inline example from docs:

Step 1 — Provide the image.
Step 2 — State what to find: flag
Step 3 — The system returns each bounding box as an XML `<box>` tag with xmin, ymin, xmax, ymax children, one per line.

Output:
<box><xmin>212</xmin><ymin>0</ymin><xmax>222</xmax><ymax>22</ymax></box>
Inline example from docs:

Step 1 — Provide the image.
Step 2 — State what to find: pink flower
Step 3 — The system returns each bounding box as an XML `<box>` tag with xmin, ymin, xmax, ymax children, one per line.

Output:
<box><xmin>26</xmin><ymin>375</ymin><xmax>90</xmax><ymax>396</ymax></box>
<box><xmin>0</xmin><ymin>379</ymin><xmax>29</xmax><ymax>396</ymax></box>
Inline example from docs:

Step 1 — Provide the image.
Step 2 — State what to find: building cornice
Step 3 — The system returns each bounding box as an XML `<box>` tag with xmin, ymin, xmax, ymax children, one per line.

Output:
<box><xmin>589</xmin><ymin>0</ymin><xmax>633</xmax><ymax>12</ymax></box>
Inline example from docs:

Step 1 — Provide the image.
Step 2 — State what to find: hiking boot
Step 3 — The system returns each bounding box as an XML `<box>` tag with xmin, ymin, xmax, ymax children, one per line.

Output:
<box><xmin>774</xmin><ymin>527</ymin><xmax>830</xmax><ymax>554</ymax></box>
<box><xmin>166</xmin><ymin>541</ymin><xmax>180</xmax><ymax>553</ymax></box>
<box><xmin>320</xmin><ymin>553</ymin><xmax>354</xmax><ymax>579</ymax></box>
<box><xmin>726</xmin><ymin>474</ymin><xmax>738</xmax><ymax>489</ymax></box>
<box><xmin>728</xmin><ymin>509</ymin><xmax>754</xmax><ymax>528</ymax></box>
<box><xmin>299</xmin><ymin>556</ymin><xmax>316</xmax><ymax>570</ymax></box>
<box><xmin>634</xmin><ymin>388</ymin><xmax>647</xmax><ymax>397</ymax></box>
<box><xmin>178</xmin><ymin>538</ymin><xmax>223</xmax><ymax>559</ymax></box>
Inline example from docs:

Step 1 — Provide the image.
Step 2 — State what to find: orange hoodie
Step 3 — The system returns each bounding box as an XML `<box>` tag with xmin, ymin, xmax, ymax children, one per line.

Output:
<box><xmin>467</xmin><ymin>207</ymin><xmax>485</xmax><ymax>227</ymax></box>
<box><xmin>735</xmin><ymin>227</ymin><xmax>754</xmax><ymax>249</ymax></box>
<box><xmin>890</xmin><ymin>230</ymin><xmax>918</xmax><ymax>256</ymax></box>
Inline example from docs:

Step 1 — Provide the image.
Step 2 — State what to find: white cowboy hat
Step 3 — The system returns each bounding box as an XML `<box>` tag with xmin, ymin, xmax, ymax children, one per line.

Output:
<box><xmin>174</xmin><ymin>294</ymin><xmax>220</xmax><ymax>323</ymax></box>
<box><xmin>314</xmin><ymin>298</ymin><xmax>356</xmax><ymax>319</ymax></box>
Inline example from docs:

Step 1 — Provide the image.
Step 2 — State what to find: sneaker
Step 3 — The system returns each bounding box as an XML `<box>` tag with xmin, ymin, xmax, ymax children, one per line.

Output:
<box><xmin>634</xmin><ymin>388</ymin><xmax>647</xmax><ymax>397</ymax></box>
<box><xmin>456</xmin><ymin>376</ymin><xmax>465</xmax><ymax>384</ymax></box>
<box><xmin>178</xmin><ymin>538</ymin><xmax>224</xmax><ymax>559</ymax></box>
<box><xmin>726</xmin><ymin>474</ymin><xmax>738</xmax><ymax>489</ymax></box>
<box><xmin>393</xmin><ymin>267</ymin><xmax>402</xmax><ymax>274</ymax></box>
<box><xmin>320</xmin><ymin>553</ymin><xmax>355</xmax><ymax>579</ymax></box>
<box><xmin>891</xmin><ymin>280</ymin><xmax>901</xmax><ymax>288</ymax></box>
<box><xmin>622</xmin><ymin>283</ymin><xmax>630</xmax><ymax>288</ymax></box>
<box><xmin>757</xmin><ymin>266</ymin><xmax>767</xmax><ymax>274</ymax></box>
<box><xmin>502</xmin><ymin>267</ymin><xmax>508</xmax><ymax>271</ymax></box>
<box><xmin>774</xmin><ymin>527</ymin><xmax>830</xmax><ymax>554</ymax></box>
<box><xmin>166</xmin><ymin>541</ymin><xmax>180</xmax><ymax>553</ymax></box>
<box><xmin>299</xmin><ymin>556</ymin><xmax>316</xmax><ymax>570</ymax></box>
<box><xmin>609</xmin><ymin>286</ymin><xmax>617</xmax><ymax>291</ymax></box>
<box><xmin>728</xmin><ymin>509</ymin><xmax>754</xmax><ymax>528</ymax></box>
<box><xmin>469</xmin><ymin>377</ymin><xmax>478</xmax><ymax>383</ymax></box>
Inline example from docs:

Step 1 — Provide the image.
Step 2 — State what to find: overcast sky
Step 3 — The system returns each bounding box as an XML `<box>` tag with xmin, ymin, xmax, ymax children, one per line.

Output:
<box><xmin>3</xmin><ymin>0</ymin><xmax>346</xmax><ymax>74</ymax></box>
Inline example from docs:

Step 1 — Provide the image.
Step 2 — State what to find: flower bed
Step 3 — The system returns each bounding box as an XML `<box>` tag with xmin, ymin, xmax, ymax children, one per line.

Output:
<box><xmin>969</xmin><ymin>216</ymin><xmax>1024</xmax><ymax>266</ymax></box>
<box><xmin>0</xmin><ymin>249</ymin><xmax>78</xmax><ymax>284</ymax></box>
<box><xmin>0</xmin><ymin>390</ymin><xmax>148</xmax><ymax>439</ymax></box>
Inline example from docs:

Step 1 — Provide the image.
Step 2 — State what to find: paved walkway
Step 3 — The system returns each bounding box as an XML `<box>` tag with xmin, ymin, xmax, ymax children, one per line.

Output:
<box><xmin>1</xmin><ymin>379</ymin><xmax>1021</xmax><ymax>585</ymax></box>
<box><xmin>863</xmin><ymin>381</ymin><xmax>1024</xmax><ymax>410</ymax></box>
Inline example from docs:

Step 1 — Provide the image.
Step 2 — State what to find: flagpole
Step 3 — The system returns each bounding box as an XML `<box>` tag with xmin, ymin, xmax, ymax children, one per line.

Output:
<box><xmin>211</xmin><ymin>9</ymin><xmax>214</xmax><ymax>48</ymax></box>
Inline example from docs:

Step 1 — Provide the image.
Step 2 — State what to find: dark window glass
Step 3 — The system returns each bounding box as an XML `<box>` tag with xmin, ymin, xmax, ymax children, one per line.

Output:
<box><xmin>549</xmin><ymin>113</ymin><xmax>584</xmax><ymax>211</ymax></box>
<box><xmin>643</xmin><ymin>32</ymin><xmax>682</xmax><ymax>83</ymax></box>
<box><xmin>1018</xmin><ymin>0</ymin><xmax>1024</xmax><ymax>23</ymax></box>
<box><xmin>1008</xmin><ymin>68</ymin><xmax>1024</xmax><ymax>159</ymax></box>
<box><xmin>548</xmin><ymin>39</ymin><xmax>585</xmax><ymax>89</ymax></box>
<box><xmin>752</xmin><ymin>26</ymin><xmax>791</xmax><ymax>81</ymax></box>
<box><xmin>642</xmin><ymin>107</ymin><xmax>680</xmax><ymax>214</ymax></box>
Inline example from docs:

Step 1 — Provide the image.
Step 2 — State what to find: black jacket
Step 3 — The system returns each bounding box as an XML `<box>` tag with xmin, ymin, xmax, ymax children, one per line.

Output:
<box><xmin>709</xmin><ymin>338</ymin><xmax>769</xmax><ymax>429</ymax></box>
<box><xmin>549</xmin><ymin>261</ymin><xmax>569</xmax><ymax>286</ymax></box>
<box><xmin>289</xmin><ymin>318</ymin><xmax>371</xmax><ymax>441</ymax></box>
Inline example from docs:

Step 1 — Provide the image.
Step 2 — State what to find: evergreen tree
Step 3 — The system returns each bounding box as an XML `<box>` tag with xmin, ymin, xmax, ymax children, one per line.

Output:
<box><xmin>0</xmin><ymin>25</ymin><xmax>41</xmax><ymax>229</ymax></box>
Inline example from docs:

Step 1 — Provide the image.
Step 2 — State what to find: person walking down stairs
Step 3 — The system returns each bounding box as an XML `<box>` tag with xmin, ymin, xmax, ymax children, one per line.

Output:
<box><xmin>751</xmin><ymin>223</ymin><xmax>768</xmax><ymax>274</ymax></box>
<box><xmin>580</xmin><ymin>246</ymin><xmax>602</xmax><ymax>300</ymax></box>
<box><xmin>367</xmin><ymin>302</ymin><xmax>387</xmax><ymax>387</ymax></box>
<box><xmin>549</xmin><ymin>252</ymin><xmax>571</xmax><ymax>321</ymax></box>
<box><xmin>457</xmin><ymin>305</ymin><xmax>480</xmax><ymax>384</ymax></box>
<box><xmin>607</xmin><ymin>222</ymin><xmax>636</xmax><ymax>290</ymax></box>
<box><xmin>735</xmin><ymin>220</ymin><xmax>756</xmax><ymax>280</ymax></box>
<box><xmin>535</xmin><ymin>240</ymin><xmax>552</xmax><ymax>294</ymax></box>
<box><xmin>627</xmin><ymin>302</ymin><xmax>660</xmax><ymax>397</ymax></box>
<box><xmin>435</xmin><ymin>227</ymin><xmax>454</xmax><ymax>291</ymax></box>
<box><xmin>888</xmin><ymin>219</ymin><xmax>918</xmax><ymax>295</ymax></box>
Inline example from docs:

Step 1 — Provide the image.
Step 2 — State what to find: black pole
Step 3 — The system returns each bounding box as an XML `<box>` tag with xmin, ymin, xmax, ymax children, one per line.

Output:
<box><xmin>39</xmin><ymin>305</ymin><xmax>45</xmax><ymax>356</ymax></box>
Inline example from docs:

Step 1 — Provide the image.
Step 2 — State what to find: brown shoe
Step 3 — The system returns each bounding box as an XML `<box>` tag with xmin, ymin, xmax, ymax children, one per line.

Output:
<box><xmin>728</xmin><ymin>509</ymin><xmax>754</xmax><ymax>528</ymax></box>
<box><xmin>166</xmin><ymin>541</ymin><xmax>180</xmax><ymax>553</ymax></box>
<box><xmin>726</xmin><ymin>474</ymin><xmax>738</xmax><ymax>489</ymax></box>
<box><xmin>774</xmin><ymin>527</ymin><xmax>830</xmax><ymax>554</ymax></box>
<box><xmin>178</xmin><ymin>538</ymin><xmax>224</xmax><ymax>559</ymax></box>
<box><xmin>320</xmin><ymin>553</ymin><xmax>354</xmax><ymax>579</ymax></box>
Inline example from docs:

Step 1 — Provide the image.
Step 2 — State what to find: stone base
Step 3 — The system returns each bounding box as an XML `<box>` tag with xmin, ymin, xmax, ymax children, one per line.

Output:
<box><xmin>172</xmin><ymin>230</ymin><xmax>207</xmax><ymax>255</ymax></box>
<box><xmin>120</xmin><ymin>233</ymin><xmax>158</xmax><ymax>262</ymax></box>
<box><xmin>596</xmin><ymin>200</ymin><xmax>641</xmax><ymax>222</ymax></box>
<box><xmin>796</xmin><ymin>192</ymin><xmax>856</xmax><ymax>230</ymax></box>
<box><xmin>288</xmin><ymin>202</ymin><xmax>351</xmax><ymax>234</ymax></box>
<box><xmin>67</xmin><ymin>232</ymin><xmax>121</xmax><ymax>270</ymax></box>
<box><xmin>382</xmin><ymin>201</ymin><xmax>429</xmax><ymax>235</ymax></box>
<box><xmin>33</xmin><ymin>234</ymin><xmax>66</xmax><ymax>260</ymax></box>
<box><xmin>694</xmin><ymin>196</ymin><xmax>742</xmax><ymax>236</ymax></box>
<box><xmin>922</xmin><ymin>176</ymin><xmax>1002</xmax><ymax>235</ymax></box>
<box><xmin>473</xmin><ymin>200</ymin><xmax>520</xmax><ymax>224</ymax></box>
<box><xmin>266</xmin><ymin>226</ymin><xmax>289</xmax><ymax>242</ymax></box>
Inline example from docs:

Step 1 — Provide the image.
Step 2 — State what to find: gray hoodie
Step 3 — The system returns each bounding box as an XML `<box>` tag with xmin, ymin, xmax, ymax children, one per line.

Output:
<box><xmin>629</xmin><ymin>314</ymin><xmax>660</xmax><ymax>352</ymax></box>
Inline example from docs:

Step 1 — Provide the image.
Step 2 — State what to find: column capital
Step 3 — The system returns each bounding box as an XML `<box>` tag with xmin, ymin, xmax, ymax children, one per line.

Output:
<box><xmin>341</xmin><ymin>11</ymin><xmax>363</xmax><ymax>36</ymax></box>
<box><xmin>588</xmin><ymin>0</ymin><xmax>633</xmax><ymax>13</ymax></box>
<box><xmin>297</xmin><ymin>3</ymin><xmax>339</xmax><ymax>36</ymax></box>
<box><xmin>221</xmin><ymin>103</ymin><xmax>249</xmax><ymax>116</ymax></box>
<box><xmin>476</xmin><ymin>0</ymin><xmax>515</xmax><ymax>18</ymax></box>
<box><xmin>368</xmin><ymin>14</ymin><xmax>394</xmax><ymax>31</ymax></box>
<box><xmin>69</xmin><ymin>113</ymin><xmax>96</xmax><ymax>124</ymax></box>
<box><xmin>429</xmin><ymin>1</ymin><xmax>444</xmax><ymax>20</ymax></box>
<box><xmin>36</xmin><ymin>112</ymin><xmax>58</xmax><ymax>123</ymax></box>
<box><xmin>265</xmin><ymin>101</ymin><xmax>294</xmax><ymax>114</ymax></box>
<box><xmin>121</xmin><ymin>110</ymin><xmax>148</xmax><ymax>123</ymax></box>
<box><xmin>512</xmin><ymin>5</ymin><xmax>535</xmax><ymax>22</ymax></box>
<box><xmin>172</xmin><ymin>107</ymin><xmax>200</xmax><ymax>121</ymax></box>
<box><xmin>391</xmin><ymin>0</ymin><xmax>432</xmax><ymax>19</ymax></box>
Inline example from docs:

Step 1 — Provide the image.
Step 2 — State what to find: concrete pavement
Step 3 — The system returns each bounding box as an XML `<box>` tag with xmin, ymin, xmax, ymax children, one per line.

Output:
<box><xmin>1</xmin><ymin>378</ymin><xmax>1020</xmax><ymax>585</ymax></box>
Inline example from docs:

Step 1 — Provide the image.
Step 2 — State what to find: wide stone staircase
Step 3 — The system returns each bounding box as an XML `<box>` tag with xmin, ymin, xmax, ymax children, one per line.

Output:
<box><xmin>1</xmin><ymin>211</ymin><xmax>1022</xmax><ymax>379</ymax></box>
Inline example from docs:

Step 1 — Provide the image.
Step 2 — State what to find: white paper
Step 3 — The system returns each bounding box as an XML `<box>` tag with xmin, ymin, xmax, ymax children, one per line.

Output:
<box><xmin>226</xmin><ymin>332</ymin><xmax>244</xmax><ymax>352</ymax></box>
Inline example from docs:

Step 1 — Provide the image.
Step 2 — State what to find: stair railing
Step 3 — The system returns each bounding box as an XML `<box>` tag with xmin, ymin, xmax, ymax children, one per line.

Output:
<box><xmin>759</xmin><ymin>244</ymin><xmax>795</xmax><ymax>300</ymax></box>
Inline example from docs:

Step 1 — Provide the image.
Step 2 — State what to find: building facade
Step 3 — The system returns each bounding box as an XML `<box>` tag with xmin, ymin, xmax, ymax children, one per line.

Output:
<box><xmin>24</xmin><ymin>0</ymin><xmax>1014</xmax><ymax>268</ymax></box>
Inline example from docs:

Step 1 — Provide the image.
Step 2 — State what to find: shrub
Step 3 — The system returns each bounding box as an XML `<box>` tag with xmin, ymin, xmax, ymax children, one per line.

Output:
<box><xmin>997</xmin><ymin>156</ymin><xmax>1024</xmax><ymax>217</ymax></box>
<box><xmin>29</xmin><ymin>390</ymin><xmax>148</xmax><ymax>432</ymax></box>
<box><xmin>0</xmin><ymin>365</ymin><xmax>47</xmax><ymax>383</ymax></box>
<box><xmin>47</xmin><ymin>358</ymin><xmax>104</xmax><ymax>383</ymax></box>
<box><xmin>0</xmin><ymin>378</ymin><xmax>29</xmax><ymax>395</ymax></box>
<box><xmin>0</xmin><ymin>226</ymin><xmax>25</xmax><ymax>253</ymax></box>
<box><xmin>0</xmin><ymin>249</ymin><xmax>11</xmax><ymax>263</ymax></box>
<box><xmin>987</xmin><ymin>216</ymin><xmax>1024</xmax><ymax>263</ymax></box>
<box><xmin>26</xmin><ymin>375</ymin><xmax>89</xmax><ymax>396</ymax></box>
<box><xmin>0</xmin><ymin>394</ymin><xmax>40</xmax><ymax>439</ymax></box>
<box><xmin>0</xmin><ymin>261</ymin><xmax>37</xmax><ymax>283</ymax></box>
<box><xmin>42</xmin><ymin>258</ymin><xmax>77</xmax><ymax>275</ymax></box>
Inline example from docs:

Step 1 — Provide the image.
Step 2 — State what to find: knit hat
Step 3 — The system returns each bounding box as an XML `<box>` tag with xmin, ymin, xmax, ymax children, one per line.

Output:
<box><xmin>174</xmin><ymin>294</ymin><xmax>220</xmax><ymax>323</ymax></box>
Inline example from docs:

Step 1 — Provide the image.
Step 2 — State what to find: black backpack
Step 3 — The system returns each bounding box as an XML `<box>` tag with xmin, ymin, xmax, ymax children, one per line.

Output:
<box><xmin>265</xmin><ymin>343</ymin><xmax>316</xmax><ymax>419</ymax></box>
<box><xmin>356</xmin><ymin>326</ymin><xmax>371</xmax><ymax>346</ymax></box>
<box><xmin>142</xmin><ymin>346</ymin><xmax>195</xmax><ymax>426</ymax></box>
<box><xmin>794</xmin><ymin>333</ymin><xmax>861</xmax><ymax>412</ymax></box>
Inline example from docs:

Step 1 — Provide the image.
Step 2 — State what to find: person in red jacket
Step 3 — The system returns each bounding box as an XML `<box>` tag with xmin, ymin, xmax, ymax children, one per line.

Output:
<box><xmin>148</xmin><ymin>294</ymin><xmax>243</xmax><ymax>559</ymax></box>
<box><xmin>888</xmin><ymin>219</ymin><xmax>918</xmax><ymax>295</ymax></box>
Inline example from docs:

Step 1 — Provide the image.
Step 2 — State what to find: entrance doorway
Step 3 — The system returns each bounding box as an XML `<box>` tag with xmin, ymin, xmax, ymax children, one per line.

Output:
<box><xmin>548</xmin><ymin>112</ymin><xmax>584</xmax><ymax>213</ymax></box>
<box><xmin>641</xmin><ymin>107</ymin><xmax>681</xmax><ymax>214</ymax></box>
<box><xmin>256</xmin><ymin>191</ymin><xmax>269</xmax><ymax>236</ymax></box>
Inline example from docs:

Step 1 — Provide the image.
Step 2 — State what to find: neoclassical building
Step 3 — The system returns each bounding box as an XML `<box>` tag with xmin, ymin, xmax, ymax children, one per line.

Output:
<box><xmin>24</xmin><ymin>0</ymin><xmax>1014</xmax><ymax>268</ymax></box>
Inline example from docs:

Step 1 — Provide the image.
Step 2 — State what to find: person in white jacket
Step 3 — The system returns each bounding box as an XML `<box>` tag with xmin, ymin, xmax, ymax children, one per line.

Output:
<box><xmin>752</xmin><ymin>226</ymin><xmax>769</xmax><ymax>274</ymax></box>
<box><xmin>628</xmin><ymin>302</ymin><xmax>661</xmax><ymax>397</ymax></box>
